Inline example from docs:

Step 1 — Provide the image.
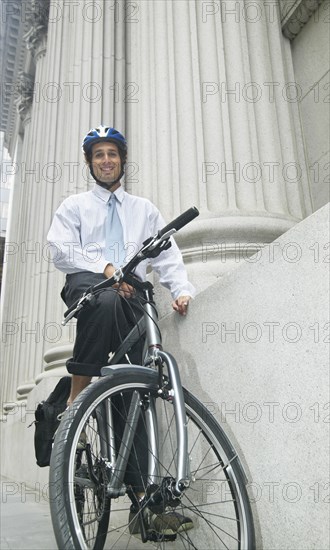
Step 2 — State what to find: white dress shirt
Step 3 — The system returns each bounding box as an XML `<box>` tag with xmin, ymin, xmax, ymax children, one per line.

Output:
<box><xmin>47</xmin><ymin>184</ymin><xmax>196</xmax><ymax>300</ymax></box>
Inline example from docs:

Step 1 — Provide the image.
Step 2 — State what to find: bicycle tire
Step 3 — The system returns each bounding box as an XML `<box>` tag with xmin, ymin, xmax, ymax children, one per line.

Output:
<box><xmin>49</xmin><ymin>371</ymin><xmax>255</xmax><ymax>549</ymax></box>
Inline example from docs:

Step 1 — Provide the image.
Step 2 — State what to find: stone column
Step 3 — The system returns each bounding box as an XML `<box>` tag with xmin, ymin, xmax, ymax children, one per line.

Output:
<box><xmin>128</xmin><ymin>0</ymin><xmax>313</xmax><ymax>291</ymax></box>
<box><xmin>11</xmin><ymin>1</ymin><xmax>50</xmax><ymax>401</ymax></box>
<box><xmin>1</xmin><ymin>74</ymin><xmax>34</xmax><ymax>411</ymax></box>
<box><xmin>13</xmin><ymin>73</ymin><xmax>37</xmax><ymax>403</ymax></box>
<box><xmin>38</xmin><ymin>0</ymin><xmax>127</xmax><ymax>381</ymax></box>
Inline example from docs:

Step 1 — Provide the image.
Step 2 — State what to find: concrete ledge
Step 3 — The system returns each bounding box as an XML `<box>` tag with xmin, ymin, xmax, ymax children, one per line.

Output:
<box><xmin>160</xmin><ymin>203</ymin><xmax>330</xmax><ymax>549</ymax></box>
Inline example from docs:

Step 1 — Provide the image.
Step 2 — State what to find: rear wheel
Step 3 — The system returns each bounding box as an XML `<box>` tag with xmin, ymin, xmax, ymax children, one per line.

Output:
<box><xmin>50</xmin><ymin>400</ymin><xmax>111</xmax><ymax>550</ymax></box>
<box><xmin>49</xmin><ymin>372</ymin><xmax>255</xmax><ymax>549</ymax></box>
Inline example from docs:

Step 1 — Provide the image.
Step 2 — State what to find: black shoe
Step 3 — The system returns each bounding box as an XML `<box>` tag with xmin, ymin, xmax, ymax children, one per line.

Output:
<box><xmin>151</xmin><ymin>511</ymin><xmax>194</xmax><ymax>535</ymax></box>
<box><xmin>129</xmin><ymin>507</ymin><xmax>193</xmax><ymax>536</ymax></box>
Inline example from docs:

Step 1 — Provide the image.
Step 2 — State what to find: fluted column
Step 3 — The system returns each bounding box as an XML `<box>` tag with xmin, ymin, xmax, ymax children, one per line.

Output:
<box><xmin>11</xmin><ymin>1</ymin><xmax>50</xmax><ymax>401</ymax></box>
<box><xmin>38</xmin><ymin>0</ymin><xmax>127</xmax><ymax>381</ymax></box>
<box><xmin>1</xmin><ymin>81</ymin><xmax>34</xmax><ymax>410</ymax></box>
<box><xmin>128</xmin><ymin>0</ymin><xmax>313</xmax><ymax>290</ymax></box>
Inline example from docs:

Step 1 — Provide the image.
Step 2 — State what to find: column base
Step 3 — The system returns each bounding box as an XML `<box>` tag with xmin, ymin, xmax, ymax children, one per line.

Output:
<box><xmin>35</xmin><ymin>344</ymin><xmax>73</xmax><ymax>384</ymax></box>
<box><xmin>16</xmin><ymin>383</ymin><xmax>36</xmax><ymax>402</ymax></box>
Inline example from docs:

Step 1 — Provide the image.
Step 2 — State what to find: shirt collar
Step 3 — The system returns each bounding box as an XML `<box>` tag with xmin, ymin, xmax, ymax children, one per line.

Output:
<box><xmin>92</xmin><ymin>183</ymin><xmax>124</xmax><ymax>204</ymax></box>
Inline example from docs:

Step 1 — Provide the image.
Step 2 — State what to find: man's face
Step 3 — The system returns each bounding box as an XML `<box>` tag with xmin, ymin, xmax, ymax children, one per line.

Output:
<box><xmin>91</xmin><ymin>141</ymin><xmax>121</xmax><ymax>187</ymax></box>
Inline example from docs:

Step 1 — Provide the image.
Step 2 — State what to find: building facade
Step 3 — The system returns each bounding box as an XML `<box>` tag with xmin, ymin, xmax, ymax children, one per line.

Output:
<box><xmin>1</xmin><ymin>1</ymin><xmax>329</xmax><ymax>548</ymax></box>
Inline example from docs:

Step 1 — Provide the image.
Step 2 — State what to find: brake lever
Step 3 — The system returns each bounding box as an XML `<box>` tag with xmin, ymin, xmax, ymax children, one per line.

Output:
<box><xmin>141</xmin><ymin>229</ymin><xmax>176</xmax><ymax>256</ymax></box>
<box><xmin>61</xmin><ymin>292</ymin><xmax>94</xmax><ymax>326</ymax></box>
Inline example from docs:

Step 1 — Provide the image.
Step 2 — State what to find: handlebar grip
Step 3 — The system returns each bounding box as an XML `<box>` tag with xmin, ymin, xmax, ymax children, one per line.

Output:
<box><xmin>158</xmin><ymin>207</ymin><xmax>199</xmax><ymax>237</ymax></box>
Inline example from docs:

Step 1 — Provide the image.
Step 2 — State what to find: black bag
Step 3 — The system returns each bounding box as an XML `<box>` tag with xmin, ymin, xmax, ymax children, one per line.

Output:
<box><xmin>32</xmin><ymin>377</ymin><xmax>71</xmax><ymax>467</ymax></box>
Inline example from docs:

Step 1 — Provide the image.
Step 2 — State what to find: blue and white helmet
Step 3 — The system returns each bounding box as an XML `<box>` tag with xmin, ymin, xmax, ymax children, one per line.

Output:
<box><xmin>82</xmin><ymin>125</ymin><xmax>127</xmax><ymax>160</ymax></box>
<box><xmin>82</xmin><ymin>125</ymin><xmax>127</xmax><ymax>184</ymax></box>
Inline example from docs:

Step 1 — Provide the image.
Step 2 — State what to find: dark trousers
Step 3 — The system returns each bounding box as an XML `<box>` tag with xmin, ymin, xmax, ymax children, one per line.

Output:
<box><xmin>62</xmin><ymin>271</ymin><xmax>148</xmax><ymax>491</ymax></box>
<box><xmin>61</xmin><ymin>271</ymin><xmax>144</xmax><ymax>377</ymax></box>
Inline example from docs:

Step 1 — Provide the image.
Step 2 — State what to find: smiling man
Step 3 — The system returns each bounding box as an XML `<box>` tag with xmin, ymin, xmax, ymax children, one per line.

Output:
<box><xmin>47</xmin><ymin>125</ymin><xmax>196</xmax><ymax>536</ymax></box>
<box><xmin>47</xmin><ymin>125</ymin><xmax>196</xmax><ymax>403</ymax></box>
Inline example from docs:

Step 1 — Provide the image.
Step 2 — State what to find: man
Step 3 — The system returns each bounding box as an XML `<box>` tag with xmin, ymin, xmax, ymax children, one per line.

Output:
<box><xmin>47</xmin><ymin>126</ymin><xmax>195</xmax><ymax>535</ymax></box>
<box><xmin>47</xmin><ymin>125</ymin><xmax>195</xmax><ymax>404</ymax></box>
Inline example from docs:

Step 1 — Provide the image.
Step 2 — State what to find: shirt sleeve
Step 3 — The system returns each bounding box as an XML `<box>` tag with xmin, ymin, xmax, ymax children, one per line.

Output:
<box><xmin>47</xmin><ymin>198</ymin><xmax>109</xmax><ymax>274</ymax></box>
<box><xmin>147</xmin><ymin>205</ymin><xmax>196</xmax><ymax>300</ymax></box>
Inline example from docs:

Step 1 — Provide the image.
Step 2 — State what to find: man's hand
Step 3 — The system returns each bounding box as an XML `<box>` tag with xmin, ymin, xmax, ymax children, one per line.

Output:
<box><xmin>103</xmin><ymin>263</ymin><xmax>135</xmax><ymax>298</ymax></box>
<box><xmin>172</xmin><ymin>295</ymin><xmax>191</xmax><ymax>316</ymax></box>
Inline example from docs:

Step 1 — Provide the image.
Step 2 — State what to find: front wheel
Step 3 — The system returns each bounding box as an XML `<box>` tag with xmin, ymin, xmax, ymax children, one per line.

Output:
<box><xmin>49</xmin><ymin>371</ymin><xmax>255</xmax><ymax>549</ymax></box>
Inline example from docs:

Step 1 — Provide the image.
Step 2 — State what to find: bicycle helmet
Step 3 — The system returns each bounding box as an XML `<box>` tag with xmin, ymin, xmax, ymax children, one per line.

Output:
<box><xmin>82</xmin><ymin>125</ymin><xmax>127</xmax><ymax>185</ymax></box>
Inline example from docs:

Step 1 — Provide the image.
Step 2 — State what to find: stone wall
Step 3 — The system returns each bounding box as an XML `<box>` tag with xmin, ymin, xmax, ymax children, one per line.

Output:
<box><xmin>160</xmin><ymin>203</ymin><xmax>330</xmax><ymax>550</ymax></box>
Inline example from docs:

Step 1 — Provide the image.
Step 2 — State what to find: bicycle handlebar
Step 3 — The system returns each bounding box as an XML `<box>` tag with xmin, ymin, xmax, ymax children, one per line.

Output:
<box><xmin>157</xmin><ymin>206</ymin><xmax>199</xmax><ymax>237</ymax></box>
<box><xmin>62</xmin><ymin>206</ymin><xmax>199</xmax><ymax>324</ymax></box>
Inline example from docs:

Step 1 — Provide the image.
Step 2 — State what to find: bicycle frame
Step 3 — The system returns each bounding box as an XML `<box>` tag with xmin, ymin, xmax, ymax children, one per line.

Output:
<box><xmin>101</xmin><ymin>282</ymin><xmax>191</xmax><ymax>498</ymax></box>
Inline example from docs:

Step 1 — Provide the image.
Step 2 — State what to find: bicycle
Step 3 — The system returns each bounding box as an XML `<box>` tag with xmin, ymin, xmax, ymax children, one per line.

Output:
<box><xmin>49</xmin><ymin>207</ymin><xmax>255</xmax><ymax>550</ymax></box>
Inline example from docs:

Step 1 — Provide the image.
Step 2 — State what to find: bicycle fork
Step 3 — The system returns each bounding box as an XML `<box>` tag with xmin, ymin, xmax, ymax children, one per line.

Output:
<box><xmin>143</xmin><ymin>288</ymin><xmax>191</xmax><ymax>496</ymax></box>
<box><xmin>105</xmin><ymin>355</ymin><xmax>191</xmax><ymax>499</ymax></box>
<box><xmin>106</xmin><ymin>292</ymin><xmax>191</xmax><ymax>498</ymax></box>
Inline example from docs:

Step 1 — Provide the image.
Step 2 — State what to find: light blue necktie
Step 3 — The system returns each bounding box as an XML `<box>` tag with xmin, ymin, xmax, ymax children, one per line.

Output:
<box><xmin>105</xmin><ymin>195</ymin><xmax>125</xmax><ymax>267</ymax></box>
